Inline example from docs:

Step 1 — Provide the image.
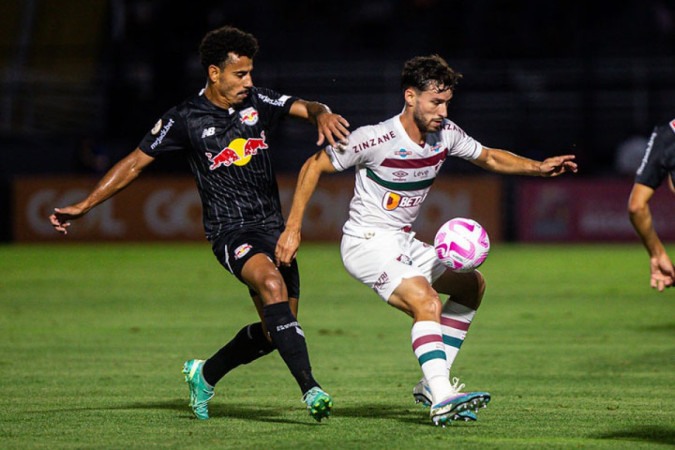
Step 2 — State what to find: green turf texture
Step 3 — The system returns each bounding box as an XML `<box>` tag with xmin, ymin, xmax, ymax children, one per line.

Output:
<box><xmin>1</xmin><ymin>243</ymin><xmax>673</xmax><ymax>449</ymax></box>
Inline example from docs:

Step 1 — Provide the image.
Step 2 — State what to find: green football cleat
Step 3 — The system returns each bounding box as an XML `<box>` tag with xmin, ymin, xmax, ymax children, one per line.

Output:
<box><xmin>182</xmin><ymin>359</ymin><xmax>214</xmax><ymax>420</ymax></box>
<box><xmin>302</xmin><ymin>387</ymin><xmax>333</xmax><ymax>422</ymax></box>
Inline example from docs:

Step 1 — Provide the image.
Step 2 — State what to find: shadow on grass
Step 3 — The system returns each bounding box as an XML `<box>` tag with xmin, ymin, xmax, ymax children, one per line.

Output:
<box><xmin>30</xmin><ymin>399</ymin><xmax>450</xmax><ymax>427</ymax></box>
<box><xmin>594</xmin><ymin>426</ymin><xmax>675</xmax><ymax>446</ymax></box>
<box><xmin>28</xmin><ymin>399</ymin><xmax>315</xmax><ymax>426</ymax></box>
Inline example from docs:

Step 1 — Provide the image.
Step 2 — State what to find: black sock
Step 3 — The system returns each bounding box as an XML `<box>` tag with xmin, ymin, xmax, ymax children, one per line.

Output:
<box><xmin>263</xmin><ymin>302</ymin><xmax>319</xmax><ymax>394</ymax></box>
<box><xmin>202</xmin><ymin>322</ymin><xmax>276</xmax><ymax>386</ymax></box>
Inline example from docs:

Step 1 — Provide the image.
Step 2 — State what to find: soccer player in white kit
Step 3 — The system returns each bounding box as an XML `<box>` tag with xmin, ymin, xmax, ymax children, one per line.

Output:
<box><xmin>276</xmin><ymin>55</ymin><xmax>578</xmax><ymax>426</ymax></box>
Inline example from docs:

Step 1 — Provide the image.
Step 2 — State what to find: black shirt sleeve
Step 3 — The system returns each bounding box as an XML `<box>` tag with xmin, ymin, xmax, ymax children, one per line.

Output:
<box><xmin>137</xmin><ymin>107</ymin><xmax>190</xmax><ymax>157</ymax></box>
<box><xmin>635</xmin><ymin>121</ymin><xmax>675</xmax><ymax>189</ymax></box>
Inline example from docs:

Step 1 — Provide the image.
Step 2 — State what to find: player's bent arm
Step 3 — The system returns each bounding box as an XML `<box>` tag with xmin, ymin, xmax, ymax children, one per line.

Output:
<box><xmin>628</xmin><ymin>183</ymin><xmax>665</xmax><ymax>258</ymax></box>
<box><xmin>289</xmin><ymin>99</ymin><xmax>350</xmax><ymax>146</ymax></box>
<box><xmin>286</xmin><ymin>150</ymin><xmax>338</xmax><ymax>230</ymax></box>
<box><xmin>275</xmin><ymin>150</ymin><xmax>337</xmax><ymax>265</ymax></box>
<box><xmin>471</xmin><ymin>147</ymin><xmax>577</xmax><ymax>177</ymax></box>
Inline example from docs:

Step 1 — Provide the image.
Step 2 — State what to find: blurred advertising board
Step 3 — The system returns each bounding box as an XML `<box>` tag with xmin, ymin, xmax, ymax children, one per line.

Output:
<box><xmin>517</xmin><ymin>178</ymin><xmax>674</xmax><ymax>242</ymax></box>
<box><xmin>12</xmin><ymin>175</ymin><xmax>503</xmax><ymax>243</ymax></box>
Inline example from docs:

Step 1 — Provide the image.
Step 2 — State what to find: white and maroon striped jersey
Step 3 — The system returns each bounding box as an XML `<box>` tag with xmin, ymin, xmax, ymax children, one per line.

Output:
<box><xmin>326</xmin><ymin>114</ymin><xmax>482</xmax><ymax>237</ymax></box>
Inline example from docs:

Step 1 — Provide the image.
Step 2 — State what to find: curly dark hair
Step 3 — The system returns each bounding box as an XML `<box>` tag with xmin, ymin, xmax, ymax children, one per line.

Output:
<box><xmin>401</xmin><ymin>55</ymin><xmax>462</xmax><ymax>92</ymax></box>
<box><xmin>199</xmin><ymin>26</ymin><xmax>259</xmax><ymax>72</ymax></box>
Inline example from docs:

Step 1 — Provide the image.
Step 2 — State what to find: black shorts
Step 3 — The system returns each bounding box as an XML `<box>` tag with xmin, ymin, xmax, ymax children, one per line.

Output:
<box><xmin>210</xmin><ymin>227</ymin><xmax>300</xmax><ymax>299</ymax></box>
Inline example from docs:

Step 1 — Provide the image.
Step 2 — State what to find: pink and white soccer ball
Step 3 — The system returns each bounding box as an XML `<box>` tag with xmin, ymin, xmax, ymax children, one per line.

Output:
<box><xmin>434</xmin><ymin>218</ymin><xmax>490</xmax><ymax>272</ymax></box>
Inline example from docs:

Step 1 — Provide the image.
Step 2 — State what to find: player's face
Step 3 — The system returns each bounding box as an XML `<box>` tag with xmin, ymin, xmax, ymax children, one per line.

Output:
<box><xmin>209</xmin><ymin>53</ymin><xmax>254</xmax><ymax>108</ymax></box>
<box><xmin>412</xmin><ymin>86</ymin><xmax>453</xmax><ymax>133</ymax></box>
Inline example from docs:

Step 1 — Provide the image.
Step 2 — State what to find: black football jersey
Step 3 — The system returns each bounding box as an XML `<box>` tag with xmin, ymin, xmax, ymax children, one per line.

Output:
<box><xmin>635</xmin><ymin>119</ymin><xmax>675</xmax><ymax>190</ymax></box>
<box><xmin>138</xmin><ymin>86</ymin><xmax>298</xmax><ymax>239</ymax></box>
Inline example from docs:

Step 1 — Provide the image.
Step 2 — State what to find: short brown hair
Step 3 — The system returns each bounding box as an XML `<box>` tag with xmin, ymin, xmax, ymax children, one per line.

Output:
<box><xmin>401</xmin><ymin>55</ymin><xmax>462</xmax><ymax>92</ymax></box>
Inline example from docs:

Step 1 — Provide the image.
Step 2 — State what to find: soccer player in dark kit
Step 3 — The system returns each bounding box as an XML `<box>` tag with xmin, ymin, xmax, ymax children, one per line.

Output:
<box><xmin>49</xmin><ymin>26</ymin><xmax>350</xmax><ymax>421</ymax></box>
<box><xmin>628</xmin><ymin>118</ymin><xmax>675</xmax><ymax>292</ymax></box>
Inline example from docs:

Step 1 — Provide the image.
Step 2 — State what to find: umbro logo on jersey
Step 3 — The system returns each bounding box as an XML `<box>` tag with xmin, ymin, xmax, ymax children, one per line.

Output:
<box><xmin>202</xmin><ymin>127</ymin><xmax>216</xmax><ymax>138</ymax></box>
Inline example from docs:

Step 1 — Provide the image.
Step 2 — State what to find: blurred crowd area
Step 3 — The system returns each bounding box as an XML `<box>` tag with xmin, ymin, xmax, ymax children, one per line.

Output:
<box><xmin>1</xmin><ymin>0</ymin><xmax>675</xmax><ymax>177</ymax></box>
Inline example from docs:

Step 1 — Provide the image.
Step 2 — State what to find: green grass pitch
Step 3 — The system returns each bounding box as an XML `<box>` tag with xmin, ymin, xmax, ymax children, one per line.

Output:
<box><xmin>1</xmin><ymin>242</ymin><xmax>673</xmax><ymax>449</ymax></box>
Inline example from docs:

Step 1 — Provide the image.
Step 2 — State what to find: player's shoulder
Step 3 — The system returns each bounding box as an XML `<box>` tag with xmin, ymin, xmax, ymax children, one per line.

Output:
<box><xmin>170</xmin><ymin>92</ymin><xmax>213</xmax><ymax>116</ymax></box>
<box><xmin>440</xmin><ymin>118</ymin><xmax>468</xmax><ymax>136</ymax></box>
<box><xmin>344</xmin><ymin>119</ymin><xmax>398</xmax><ymax>153</ymax></box>
<box><xmin>250</xmin><ymin>86</ymin><xmax>295</xmax><ymax>109</ymax></box>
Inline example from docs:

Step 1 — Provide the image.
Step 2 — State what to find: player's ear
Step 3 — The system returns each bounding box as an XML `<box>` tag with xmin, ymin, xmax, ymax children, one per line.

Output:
<box><xmin>208</xmin><ymin>65</ymin><xmax>221</xmax><ymax>84</ymax></box>
<box><xmin>404</xmin><ymin>87</ymin><xmax>416</xmax><ymax>108</ymax></box>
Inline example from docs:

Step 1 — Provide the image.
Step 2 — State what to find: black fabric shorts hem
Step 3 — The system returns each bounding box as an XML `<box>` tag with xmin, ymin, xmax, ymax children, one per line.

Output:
<box><xmin>210</xmin><ymin>227</ymin><xmax>300</xmax><ymax>299</ymax></box>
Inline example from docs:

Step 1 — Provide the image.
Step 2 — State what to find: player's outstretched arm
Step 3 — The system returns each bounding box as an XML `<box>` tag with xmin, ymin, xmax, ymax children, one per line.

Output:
<box><xmin>275</xmin><ymin>150</ymin><xmax>337</xmax><ymax>266</ymax></box>
<box><xmin>628</xmin><ymin>182</ymin><xmax>675</xmax><ymax>291</ymax></box>
<box><xmin>289</xmin><ymin>99</ymin><xmax>350</xmax><ymax>147</ymax></box>
<box><xmin>49</xmin><ymin>148</ymin><xmax>155</xmax><ymax>235</ymax></box>
<box><xmin>471</xmin><ymin>147</ymin><xmax>577</xmax><ymax>177</ymax></box>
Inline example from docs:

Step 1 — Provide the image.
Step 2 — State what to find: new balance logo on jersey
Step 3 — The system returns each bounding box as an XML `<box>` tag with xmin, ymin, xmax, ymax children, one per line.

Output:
<box><xmin>201</xmin><ymin>127</ymin><xmax>216</xmax><ymax>138</ymax></box>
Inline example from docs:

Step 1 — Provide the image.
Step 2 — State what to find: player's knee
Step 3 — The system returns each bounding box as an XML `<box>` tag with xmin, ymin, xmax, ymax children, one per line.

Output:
<box><xmin>408</xmin><ymin>286</ymin><xmax>442</xmax><ymax>319</ymax></box>
<box><xmin>476</xmin><ymin>270</ymin><xmax>486</xmax><ymax>299</ymax></box>
<box><xmin>257</xmin><ymin>273</ymin><xmax>286</xmax><ymax>302</ymax></box>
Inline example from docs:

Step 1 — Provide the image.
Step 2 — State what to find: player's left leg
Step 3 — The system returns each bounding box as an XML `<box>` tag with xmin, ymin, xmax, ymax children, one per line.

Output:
<box><xmin>432</xmin><ymin>269</ymin><xmax>485</xmax><ymax>374</ymax></box>
<box><xmin>243</xmin><ymin>253</ymin><xmax>332</xmax><ymax>421</ymax></box>
<box><xmin>404</xmin><ymin>239</ymin><xmax>489</xmax><ymax>422</ymax></box>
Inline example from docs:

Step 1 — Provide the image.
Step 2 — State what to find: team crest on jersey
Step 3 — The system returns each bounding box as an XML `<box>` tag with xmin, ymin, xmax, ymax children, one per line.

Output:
<box><xmin>233</xmin><ymin>243</ymin><xmax>253</xmax><ymax>260</ymax></box>
<box><xmin>396</xmin><ymin>254</ymin><xmax>413</xmax><ymax>266</ymax></box>
<box><xmin>670</xmin><ymin>119</ymin><xmax>675</xmax><ymax>133</ymax></box>
<box><xmin>394</xmin><ymin>148</ymin><xmax>412</xmax><ymax>158</ymax></box>
<box><xmin>239</xmin><ymin>107</ymin><xmax>259</xmax><ymax>125</ymax></box>
<box><xmin>205</xmin><ymin>131</ymin><xmax>268</xmax><ymax>170</ymax></box>
<box><xmin>382</xmin><ymin>191</ymin><xmax>425</xmax><ymax>211</ymax></box>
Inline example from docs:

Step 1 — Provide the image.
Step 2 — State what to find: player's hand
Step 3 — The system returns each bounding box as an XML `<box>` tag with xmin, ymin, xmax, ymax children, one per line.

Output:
<box><xmin>650</xmin><ymin>254</ymin><xmax>675</xmax><ymax>292</ymax></box>
<box><xmin>49</xmin><ymin>205</ymin><xmax>86</xmax><ymax>235</ymax></box>
<box><xmin>315</xmin><ymin>112</ymin><xmax>350</xmax><ymax>147</ymax></box>
<box><xmin>539</xmin><ymin>155</ymin><xmax>578</xmax><ymax>177</ymax></box>
<box><xmin>275</xmin><ymin>228</ymin><xmax>301</xmax><ymax>267</ymax></box>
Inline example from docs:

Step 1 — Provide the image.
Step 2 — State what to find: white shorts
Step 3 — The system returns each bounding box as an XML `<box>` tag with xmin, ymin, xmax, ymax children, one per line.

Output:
<box><xmin>340</xmin><ymin>230</ymin><xmax>447</xmax><ymax>302</ymax></box>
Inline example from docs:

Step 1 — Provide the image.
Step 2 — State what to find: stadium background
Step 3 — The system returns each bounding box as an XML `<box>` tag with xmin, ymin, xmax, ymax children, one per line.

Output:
<box><xmin>1</xmin><ymin>0</ymin><xmax>674</xmax><ymax>243</ymax></box>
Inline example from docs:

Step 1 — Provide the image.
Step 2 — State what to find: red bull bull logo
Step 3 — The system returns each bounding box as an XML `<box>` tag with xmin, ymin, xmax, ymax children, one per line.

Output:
<box><xmin>205</xmin><ymin>131</ymin><xmax>268</xmax><ymax>170</ymax></box>
<box><xmin>239</xmin><ymin>107</ymin><xmax>259</xmax><ymax>125</ymax></box>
